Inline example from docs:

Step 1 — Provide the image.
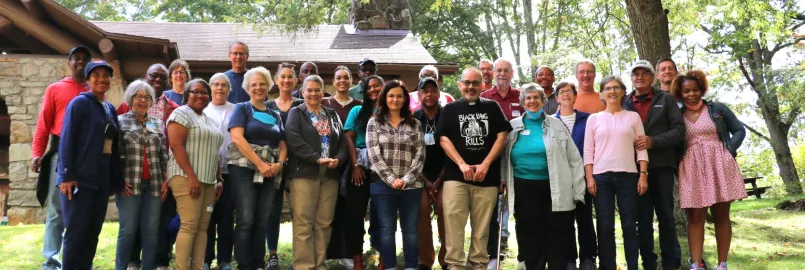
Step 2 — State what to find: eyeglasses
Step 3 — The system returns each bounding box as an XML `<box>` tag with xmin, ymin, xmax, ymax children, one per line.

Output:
<box><xmin>133</xmin><ymin>95</ymin><xmax>152</xmax><ymax>101</ymax></box>
<box><xmin>172</xmin><ymin>69</ymin><xmax>187</xmax><ymax>76</ymax></box>
<box><xmin>495</xmin><ymin>68</ymin><xmax>512</xmax><ymax>73</ymax></box>
<box><xmin>187</xmin><ymin>90</ymin><xmax>209</xmax><ymax>96</ymax></box>
<box><xmin>211</xmin><ymin>82</ymin><xmax>229</xmax><ymax>88</ymax></box>
<box><xmin>229</xmin><ymin>52</ymin><xmax>248</xmax><ymax>57</ymax></box>
<box><xmin>602</xmin><ymin>86</ymin><xmax>623</xmax><ymax>92</ymax></box>
<box><xmin>631</xmin><ymin>72</ymin><xmax>653</xmax><ymax>78</ymax></box>
<box><xmin>459</xmin><ymin>80</ymin><xmax>482</xmax><ymax>87</ymax></box>
<box><xmin>558</xmin><ymin>90</ymin><xmax>575</xmax><ymax>95</ymax></box>
<box><xmin>147</xmin><ymin>73</ymin><xmax>167</xmax><ymax>80</ymax></box>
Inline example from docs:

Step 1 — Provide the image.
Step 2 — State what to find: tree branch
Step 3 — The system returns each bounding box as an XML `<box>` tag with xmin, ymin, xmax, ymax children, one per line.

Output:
<box><xmin>743</xmin><ymin>122</ymin><xmax>771</xmax><ymax>142</ymax></box>
<box><xmin>738</xmin><ymin>58</ymin><xmax>757</xmax><ymax>89</ymax></box>
<box><xmin>770</xmin><ymin>37</ymin><xmax>805</xmax><ymax>56</ymax></box>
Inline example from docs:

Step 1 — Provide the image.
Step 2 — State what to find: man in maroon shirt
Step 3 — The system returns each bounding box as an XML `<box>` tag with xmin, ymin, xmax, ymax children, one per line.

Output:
<box><xmin>480</xmin><ymin>58</ymin><xmax>521</xmax><ymax>121</ymax></box>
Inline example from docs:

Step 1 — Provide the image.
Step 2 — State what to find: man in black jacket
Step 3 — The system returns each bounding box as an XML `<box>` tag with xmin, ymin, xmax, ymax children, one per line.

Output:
<box><xmin>623</xmin><ymin>60</ymin><xmax>686</xmax><ymax>270</ymax></box>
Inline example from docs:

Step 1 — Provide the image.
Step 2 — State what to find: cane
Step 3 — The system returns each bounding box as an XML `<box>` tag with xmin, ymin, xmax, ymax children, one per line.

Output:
<box><xmin>496</xmin><ymin>189</ymin><xmax>507</xmax><ymax>270</ymax></box>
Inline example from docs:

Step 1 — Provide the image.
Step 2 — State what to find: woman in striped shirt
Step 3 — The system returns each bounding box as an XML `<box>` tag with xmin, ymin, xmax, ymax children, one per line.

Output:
<box><xmin>165</xmin><ymin>78</ymin><xmax>224</xmax><ymax>270</ymax></box>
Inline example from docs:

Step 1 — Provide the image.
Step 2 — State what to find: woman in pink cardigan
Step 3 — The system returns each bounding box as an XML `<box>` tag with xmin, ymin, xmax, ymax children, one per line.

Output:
<box><xmin>583</xmin><ymin>75</ymin><xmax>649</xmax><ymax>270</ymax></box>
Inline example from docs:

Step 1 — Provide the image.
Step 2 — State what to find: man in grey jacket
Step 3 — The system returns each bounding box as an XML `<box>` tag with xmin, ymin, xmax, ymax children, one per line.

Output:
<box><xmin>623</xmin><ymin>60</ymin><xmax>686</xmax><ymax>270</ymax></box>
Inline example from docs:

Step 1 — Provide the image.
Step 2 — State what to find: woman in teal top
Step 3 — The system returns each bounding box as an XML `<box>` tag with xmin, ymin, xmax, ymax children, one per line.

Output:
<box><xmin>342</xmin><ymin>74</ymin><xmax>385</xmax><ymax>267</ymax></box>
<box><xmin>501</xmin><ymin>83</ymin><xmax>585</xmax><ymax>270</ymax></box>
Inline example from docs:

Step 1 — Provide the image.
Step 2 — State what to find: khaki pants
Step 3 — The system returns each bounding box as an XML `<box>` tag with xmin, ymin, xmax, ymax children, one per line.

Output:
<box><xmin>289</xmin><ymin>177</ymin><xmax>338</xmax><ymax>270</ymax></box>
<box><xmin>170</xmin><ymin>176</ymin><xmax>216</xmax><ymax>270</ymax></box>
<box><xmin>442</xmin><ymin>181</ymin><xmax>498</xmax><ymax>270</ymax></box>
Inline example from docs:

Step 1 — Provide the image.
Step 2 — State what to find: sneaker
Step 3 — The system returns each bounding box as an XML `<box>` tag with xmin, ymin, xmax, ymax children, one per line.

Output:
<box><xmin>127</xmin><ymin>266</ymin><xmax>139</xmax><ymax>270</ymax></box>
<box><xmin>688</xmin><ymin>258</ymin><xmax>706</xmax><ymax>270</ymax></box>
<box><xmin>339</xmin><ymin>258</ymin><xmax>355</xmax><ymax>268</ymax></box>
<box><xmin>202</xmin><ymin>263</ymin><xmax>210</xmax><ymax>270</ymax></box>
<box><xmin>517</xmin><ymin>261</ymin><xmax>526</xmax><ymax>270</ymax></box>
<box><xmin>580</xmin><ymin>259</ymin><xmax>596</xmax><ymax>270</ymax></box>
<box><xmin>127</xmin><ymin>261</ymin><xmax>139</xmax><ymax>270</ymax></box>
<box><xmin>417</xmin><ymin>264</ymin><xmax>431</xmax><ymax>270</ymax></box>
<box><xmin>566</xmin><ymin>261</ymin><xmax>578</xmax><ymax>270</ymax></box>
<box><xmin>716</xmin><ymin>262</ymin><xmax>728</xmax><ymax>270</ymax></box>
<box><xmin>154</xmin><ymin>267</ymin><xmax>170</xmax><ymax>270</ymax></box>
<box><xmin>268</xmin><ymin>254</ymin><xmax>280</xmax><ymax>270</ymax></box>
<box><xmin>220</xmin><ymin>263</ymin><xmax>234</xmax><ymax>270</ymax></box>
<box><xmin>486</xmin><ymin>259</ymin><xmax>499</xmax><ymax>270</ymax></box>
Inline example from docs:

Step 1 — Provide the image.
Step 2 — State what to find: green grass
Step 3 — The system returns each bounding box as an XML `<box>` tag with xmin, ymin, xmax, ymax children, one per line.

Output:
<box><xmin>1</xmin><ymin>196</ymin><xmax>804</xmax><ymax>270</ymax></box>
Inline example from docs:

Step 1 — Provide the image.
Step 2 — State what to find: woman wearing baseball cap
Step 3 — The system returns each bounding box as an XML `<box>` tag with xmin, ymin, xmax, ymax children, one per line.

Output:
<box><xmin>57</xmin><ymin>60</ymin><xmax>126</xmax><ymax>269</ymax></box>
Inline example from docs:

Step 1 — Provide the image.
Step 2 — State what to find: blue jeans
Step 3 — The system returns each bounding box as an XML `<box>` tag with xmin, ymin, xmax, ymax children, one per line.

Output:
<box><xmin>370</xmin><ymin>182</ymin><xmax>421</xmax><ymax>269</ymax></box>
<box><xmin>229</xmin><ymin>165</ymin><xmax>278</xmax><ymax>270</ymax></box>
<box><xmin>638</xmin><ymin>167</ymin><xmax>681</xmax><ymax>269</ymax></box>
<box><xmin>43</xmin><ymin>156</ymin><xmax>64</xmax><ymax>270</ymax></box>
<box><xmin>593</xmin><ymin>172</ymin><xmax>639</xmax><ymax>270</ymax></box>
<box><xmin>115</xmin><ymin>181</ymin><xmax>162</xmax><ymax>270</ymax></box>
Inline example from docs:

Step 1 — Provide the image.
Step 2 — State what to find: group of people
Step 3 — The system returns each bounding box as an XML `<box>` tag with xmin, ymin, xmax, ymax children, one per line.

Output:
<box><xmin>30</xmin><ymin>42</ymin><xmax>747</xmax><ymax>270</ymax></box>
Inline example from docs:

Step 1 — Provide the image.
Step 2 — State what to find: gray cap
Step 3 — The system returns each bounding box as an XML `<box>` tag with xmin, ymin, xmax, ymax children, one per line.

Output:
<box><xmin>630</xmin><ymin>60</ymin><xmax>655</xmax><ymax>74</ymax></box>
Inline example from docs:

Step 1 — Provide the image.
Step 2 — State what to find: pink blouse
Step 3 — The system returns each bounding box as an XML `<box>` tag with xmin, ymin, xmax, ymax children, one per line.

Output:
<box><xmin>583</xmin><ymin>110</ymin><xmax>649</xmax><ymax>174</ymax></box>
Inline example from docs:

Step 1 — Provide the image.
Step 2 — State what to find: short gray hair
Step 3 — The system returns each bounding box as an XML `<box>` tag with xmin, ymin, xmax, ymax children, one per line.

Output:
<box><xmin>302</xmin><ymin>74</ymin><xmax>325</xmax><ymax>91</ymax></box>
<box><xmin>124</xmin><ymin>79</ymin><xmax>156</xmax><ymax>107</ymax></box>
<box><xmin>493</xmin><ymin>57</ymin><xmax>515</xmax><ymax>70</ymax></box>
<box><xmin>242</xmin><ymin>66</ymin><xmax>274</xmax><ymax>91</ymax></box>
<box><xmin>575</xmin><ymin>59</ymin><xmax>597</xmax><ymax>73</ymax></box>
<box><xmin>209</xmin><ymin>72</ymin><xmax>232</xmax><ymax>93</ymax></box>
<box><xmin>478</xmin><ymin>59</ymin><xmax>493</xmax><ymax>67</ymax></box>
<box><xmin>520</xmin><ymin>83</ymin><xmax>546</xmax><ymax>104</ymax></box>
<box><xmin>419</xmin><ymin>65</ymin><xmax>439</xmax><ymax>80</ymax></box>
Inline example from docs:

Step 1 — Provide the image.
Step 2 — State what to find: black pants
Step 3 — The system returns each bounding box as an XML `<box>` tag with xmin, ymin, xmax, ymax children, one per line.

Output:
<box><xmin>488</xmin><ymin>195</ymin><xmax>503</xmax><ymax>261</ymax></box>
<box><xmin>205</xmin><ymin>174</ymin><xmax>234</xmax><ymax>264</ymax></box>
<box><xmin>344</xmin><ymin>168</ymin><xmax>371</xmax><ymax>256</ymax></box>
<box><xmin>567</xmin><ymin>192</ymin><xmax>598</xmax><ymax>264</ymax></box>
<box><xmin>638</xmin><ymin>167</ymin><xmax>681</xmax><ymax>269</ymax></box>
<box><xmin>513</xmin><ymin>179</ymin><xmax>573</xmax><ymax>270</ymax></box>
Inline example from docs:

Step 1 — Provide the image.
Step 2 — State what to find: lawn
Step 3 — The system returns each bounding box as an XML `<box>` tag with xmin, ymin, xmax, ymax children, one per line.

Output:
<box><xmin>1</xmin><ymin>196</ymin><xmax>803</xmax><ymax>270</ymax></box>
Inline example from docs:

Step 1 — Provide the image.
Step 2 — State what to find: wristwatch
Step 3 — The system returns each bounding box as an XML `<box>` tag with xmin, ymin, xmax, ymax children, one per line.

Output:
<box><xmin>640</xmin><ymin>171</ymin><xmax>649</xmax><ymax>175</ymax></box>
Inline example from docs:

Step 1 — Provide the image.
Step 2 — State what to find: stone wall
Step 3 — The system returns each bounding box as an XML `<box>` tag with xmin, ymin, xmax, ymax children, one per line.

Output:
<box><xmin>351</xmin><ymin>0</ymin><xmax>411</xmax><ymax>30</ymax></box>
<box><xmin>0</xmin><ymin>54</ymin><xmax>124</xmax><ymax>225</ymax></box>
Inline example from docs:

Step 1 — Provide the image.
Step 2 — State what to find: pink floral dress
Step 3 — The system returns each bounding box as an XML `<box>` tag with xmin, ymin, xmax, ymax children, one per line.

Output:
<box><xmin>678</xmin><ymin>107</ymin><xmax>747</xmax><ymax>209</ymax></box>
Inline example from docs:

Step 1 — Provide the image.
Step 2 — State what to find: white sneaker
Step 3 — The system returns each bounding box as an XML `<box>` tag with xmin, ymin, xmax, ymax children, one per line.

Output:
<box><xmin>339</xmin><ymin>258</ymin><xmax>355</xmax><ymax>268</ymax></box>
<box><xmin>486</xmin><ymin>259</ymin><xmax>499</xmax><ymax>270</ymax></box>
<box><xmin>517</xmin><ymin>261</ymin><xmax>526</xmax><ymax>270</ymax></box>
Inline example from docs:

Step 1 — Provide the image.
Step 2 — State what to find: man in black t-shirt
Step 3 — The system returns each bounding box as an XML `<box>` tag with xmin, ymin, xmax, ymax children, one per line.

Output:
<box><xmin>414</xmin><ymin>77</ymin><xmax>448</xmax><ymax>269</ymax></box>
<box><xmin>436</xmin><ymin>68</ymin><xmax>512</xmax><ymax>270</ymax></box>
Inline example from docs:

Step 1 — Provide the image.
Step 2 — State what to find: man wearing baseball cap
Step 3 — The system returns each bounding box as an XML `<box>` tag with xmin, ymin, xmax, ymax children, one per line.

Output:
<box><xmin>623</xmin><ymin>59</ymin><xmax>685</xmax><ymax>270</ymax></box>
<box><xmin>348</xmin><ymin>58</ymin><xmax>379</xmax><ymax>100</ymax></box>
<box><xmin>31</xmin><ymin>45</ymin><xmax>91</xmax><ymax>270</ymax></box>
<box><xmin>413</xmin><ymin>76</ymin><xmax>449</xmax><ymax>269</ymax></box>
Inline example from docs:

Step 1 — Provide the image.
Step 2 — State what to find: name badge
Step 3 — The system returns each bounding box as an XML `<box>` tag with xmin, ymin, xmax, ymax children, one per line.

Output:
<box><xmin>207</xmin><ymin>204</ymin><xmax>214</xmax><ymax>212</ymax></box>
<box><xmin>512</xmin><ymin>110</ymin><xmax>521</xmax><ymax>117</ymax></box>
<box><xmin>424</xmin><ymin>133</ymin><xmax>436</xmax><ymax>146</ymax></box>
<box><xmin>521</xmin><ymin>129</ymin><xmax>531</xmax><ymax>136</ymax></box>
<box><xmin>146</xmin><ymin>122</ymin><xmax>158</xmax><ymax>129</ymax></box>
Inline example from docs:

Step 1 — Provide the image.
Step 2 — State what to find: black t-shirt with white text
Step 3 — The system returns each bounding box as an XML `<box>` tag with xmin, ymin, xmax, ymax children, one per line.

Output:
<box><xmin>435</xmin><ymin>98</ymin><xmax>512</xmax><ymax>187</ymax></box>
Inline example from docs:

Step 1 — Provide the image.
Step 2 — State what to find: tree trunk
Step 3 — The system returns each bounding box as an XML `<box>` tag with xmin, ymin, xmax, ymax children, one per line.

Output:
<box><xmin>765</xmin><ymin>115</ymin><xmax>803</xmax><ymax>194</ymax></box>
<box><xmin>624</xmin><ymin>0</ymin><xmax>687</xmax><ymax>234</ymax></box>
<box><xmin>624</xmin><ymin>0</ymin><xmax>671</xmax><ymax>65</ymax></box>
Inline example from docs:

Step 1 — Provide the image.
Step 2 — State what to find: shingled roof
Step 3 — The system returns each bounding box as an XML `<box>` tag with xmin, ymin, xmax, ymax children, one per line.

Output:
<box><xmin>92</xmin><ymin>21</ymin><xmax>438</xmax><ymax>65</ymax></box>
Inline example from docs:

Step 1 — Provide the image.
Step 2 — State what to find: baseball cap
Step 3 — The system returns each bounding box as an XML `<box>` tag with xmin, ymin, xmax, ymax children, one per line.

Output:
<box><xmin>630</xmin><ymin>60</ymin><xmax>655</xmax><ymax>74</ymax></box>
<box><xmin>359</xmin><ymin>58</ymin><xmax>376</xmax><ymax>67</ymax></box>
<box><xmin>84</xmin><ymin>60</ymin><xmax>114</xmax><ymax>79</ymax></box>
<box><xmin>417</xmin><ymin>77</ymin><xmax>438</xmax><ymax>90</ymax></box>
<box><xmin>68</xmin><ymin>46</ymin><xmax>91</xmax><ymax>60</ymax></box>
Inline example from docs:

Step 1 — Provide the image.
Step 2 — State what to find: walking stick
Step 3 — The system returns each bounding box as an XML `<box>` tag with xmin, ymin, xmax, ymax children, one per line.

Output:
<box><xmin>496</xmin><ymin>189</ymin><xmax>507</xmax><ymax>270</ymax></box>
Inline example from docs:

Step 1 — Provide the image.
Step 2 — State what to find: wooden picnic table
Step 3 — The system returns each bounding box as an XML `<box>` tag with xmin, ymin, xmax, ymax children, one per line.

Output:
<box><xmin>743</xmin><ymin>177</ymin><xmax>769</xmax><ymax>199</ymax></box>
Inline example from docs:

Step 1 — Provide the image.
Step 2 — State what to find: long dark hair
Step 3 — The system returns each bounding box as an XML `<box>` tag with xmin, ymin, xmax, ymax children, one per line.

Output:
<box><xmin>357</xmin><ymin>75</ymin><xmax>385</xmax><ymax>132</ymax></box>
<box><xmin>374</xmin><ymin>80</ymin><xmax>416</xmax><ymax>126</ymax></box>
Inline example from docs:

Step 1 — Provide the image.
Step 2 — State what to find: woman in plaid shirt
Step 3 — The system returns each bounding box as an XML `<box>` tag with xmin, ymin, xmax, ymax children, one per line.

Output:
<box><xmin>366</xmin><ymin>80</ymin><xmax>426</xmax><ymax>270</ymax></box>
<box><xmin>115</xmin><ymin>80</ymin><xmax>170</xmax><ymax>270</ymax></box>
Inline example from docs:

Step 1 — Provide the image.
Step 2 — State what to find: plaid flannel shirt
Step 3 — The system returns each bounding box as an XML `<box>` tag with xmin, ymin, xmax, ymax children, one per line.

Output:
<box><xmin>227</xmin><ymin>142</ymin><xmax>282</xmax><ymax>189</ymax></box>
<box><xmin>366</xmin><ymin>117</ymin><xmax>425</xmax><ymax>189</ymax></box>
<box><xmin>118</xmin><ymin>112</ymin><xmax>169</xmax><ymax>197</ymax></box>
